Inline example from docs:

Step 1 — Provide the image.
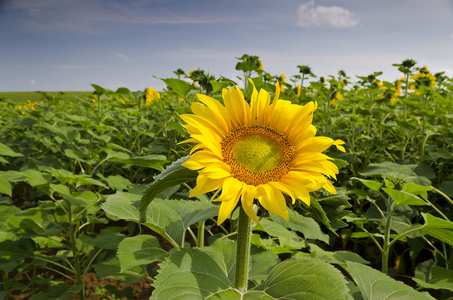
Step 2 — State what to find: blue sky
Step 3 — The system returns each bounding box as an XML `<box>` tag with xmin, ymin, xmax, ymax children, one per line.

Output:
<box><xmin>1</xmin><ymin>0</ymin><xmax>452</xmax><ymax>92</ymax></box>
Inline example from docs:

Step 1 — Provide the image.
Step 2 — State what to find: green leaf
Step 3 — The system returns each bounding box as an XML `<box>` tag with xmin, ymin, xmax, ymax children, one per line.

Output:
<box><xmin>360</xmin><ymin>161</ymin><xmax>431</xmax><ymax>186</ymax></box>
<box><xmin>161</xmin><ymin>78</ymin><xmax>194</xmax><ymax>99</ymax></box>
<box><xmin>139</xmin><ymin>155</ymin><xmax>198</xmax><ymax>223</ymax></box>
<box><xmin>79</xmin><ymin>229</ymin><xmax>125</xmax><ymax>250</ymax></box>
<box><xmin>0</xmin><ymin>239</ymin><xmax>35</xmax><ymax>272</ymax></box>
<box><xmin>142</xmin><ymin>198</ymin><xmax>218</xmax><ymax>248</ymax></box>
<box><xmin>117</xmin><ymin>235</ymin><xmax>167</xmax><ymax>272</ymax></box>
<box><xmin>22</xmin><ymin>169</ymin><xmax>52</xmax><ymax>187</ymax></box>
<box><xmin>421</xmin><ymin>213</ymin><xmax>453</xmax><ymax>246</ymax></box>
<box><xmin>297</xmin><ymin>197</ymin><xmax>336</xmax><ymax>232</ymax></box>
<box><xmin>347</xmin><ymin>261</ymin><xmax>435</xmax><ymax>300</ymax></box>
<box><xmin>254</xmin><ymin>218</ymin><xmax>306</xmax><ymax>251</ymax></box>
<box><xmin>383</xmin><ymin>188</ymin><xmax>428</xmax><ymax>206</ymax></box>
<box><xmin>251</xmin><ymin>257</ymin><xmax>349</xmax><ymax>299</ymax></box>
<box><xmin>103</xmin><ymin>192</ymin><xmax>218</xmax><ymax>249</ymax></box>
<box><xmin>308</xmin><ymin>243</ymin><xmax>370</xmax><ymax>266</ymax></box>
<box><xmin>91</xmin><ymin>84</ymin><xmax>106</xmax><ymax>94</ymax></box>
<box><xmin>272</xmin><ymin>211</ymin><xmax>329</xmax><ymax>244</ymax></box>
<box><xmin>93</xmin><ymin>256</ymin><xmax>146</xmax><ymax>284</ymax></box>
<box><xmin>115</xmin><ymin>87</ymin><xmax>131</xmax><ymax>94</ymax></box>
<box><xmin>103</xmin><ymin>174</ymin><xmax>132</xmax><ymax>191</ymax></box>
<box><xmin>152</xmin><ymin>241</ymin><xmax>341</xmax><ymax>299</ymax></box>
<box><xmin>352</xmin><ymin>177</ymin><xmax>382</xmax><ymax>191</ymax></box>
<box><xmin>413</xmin><ymin>266</ymin><xmax>453</xmax><ymax>291</ymax></box>
<box><xmin>0</xmin><ymin>175</ymin><xmax>12</xmax><ymax>196</ymax></box>
<box><xmin>151</xmin><ymin>247</ymin><xmax>234</xmax><ymax>299</ymax></box>
<box><xmin>210</xmin><ymin>80</ymin><xmax>231</xmax><ymax>94</ymax></box>
<box><xmin>109</xmin><ymin>155</ymin><xmax>168</xmax><ymax>170</ymax></box>
<box><xmin>403</xmin><ymin>182</ymin><xmax>433</xmax><ymax>197</ymax></box>
<box><xmin>0</xmin><ymin>143</ymin><xmax>23</xmax><ymax>157</ymax></box>
<box><xmin>102</xmin><ymin>192</ymin><xmax>142</xmax><ymax>221</ymax></box>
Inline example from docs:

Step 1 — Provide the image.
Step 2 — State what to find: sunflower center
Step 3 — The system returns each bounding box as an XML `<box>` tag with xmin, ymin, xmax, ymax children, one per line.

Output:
<box><xmin>221</xmin><ymin>125</ymin><xmax>294</xmax><ymax>186</ymax></box>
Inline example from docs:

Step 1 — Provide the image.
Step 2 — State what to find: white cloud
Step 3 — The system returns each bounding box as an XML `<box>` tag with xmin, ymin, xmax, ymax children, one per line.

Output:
<box><xmin>31</xmin><ymin>79</ymin><xmax>37</xmax><ymax>85</ymax></box>
<box><xmin>116</xmin><ymin>53</ymin><xmax>131</xmax><ymax>62</ymax></box>
<box><xmin>297</xmin><ymin>0</ymin><xmax>359</xmax><ymax>28</ymax></box>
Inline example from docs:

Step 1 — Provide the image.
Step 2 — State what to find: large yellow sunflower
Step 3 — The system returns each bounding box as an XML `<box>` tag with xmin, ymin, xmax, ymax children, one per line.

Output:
<box><xmin>181</xmin><ymin>83</ymin><xmax>345</xmax><ymax>225</ymax></box>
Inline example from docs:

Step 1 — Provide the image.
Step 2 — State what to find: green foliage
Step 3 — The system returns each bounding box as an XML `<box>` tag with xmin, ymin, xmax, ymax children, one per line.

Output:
<box><xmin>1</xmin><ymin>57</ymin><xmax>453</xmax><ymax>299</ymax></box>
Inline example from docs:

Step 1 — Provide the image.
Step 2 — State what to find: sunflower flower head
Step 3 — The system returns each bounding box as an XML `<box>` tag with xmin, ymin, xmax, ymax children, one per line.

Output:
<box><xmin>181</xmin><ymin>82</ymin><xmax>345</xmax><ymax>225</ymax></box>
<box><xmin>145</xmin><ymin>88</ymin><xmax>160</xmax><ymax>105</ymax></box>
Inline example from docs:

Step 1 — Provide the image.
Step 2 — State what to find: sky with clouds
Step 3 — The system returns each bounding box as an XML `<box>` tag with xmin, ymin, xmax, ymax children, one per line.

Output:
<box><xmin>1</xmin><ymin>0</ymin><xmax>452</xmax><ymax>92</ymax></box>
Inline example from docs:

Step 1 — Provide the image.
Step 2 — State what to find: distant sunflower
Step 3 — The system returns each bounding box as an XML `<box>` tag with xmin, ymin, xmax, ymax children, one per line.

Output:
<box><xmin>181</xmin><ymin>83</ymin><xmax>345</xmax><ymax>224</ymax></box>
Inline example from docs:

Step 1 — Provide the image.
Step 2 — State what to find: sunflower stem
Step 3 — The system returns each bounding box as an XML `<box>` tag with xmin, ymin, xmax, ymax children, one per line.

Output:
<box><xmin>235</xmin><ymin>207</ymin><xmax>252</xmax><ymax>292</ymax></box>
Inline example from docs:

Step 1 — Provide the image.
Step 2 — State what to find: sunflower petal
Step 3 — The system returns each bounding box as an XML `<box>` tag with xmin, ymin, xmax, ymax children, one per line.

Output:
<box><xmin>189</xmin><ymin>175</ymin><xmax>223</xmax><ymax>197</ymax></box>
<box><xmin>217</xmin><ymin>192</ymin><xmax>241</xmax><ymax>225</ymax></box>
<box><xmin>241</xmin><ymin>185</ymin><xmax>259</xmax><ymax>223</ymax></box>
<box><xmin>213</xmin><ymin>177</ymin><xmax>243</xmax><ymax>202</ymax></box>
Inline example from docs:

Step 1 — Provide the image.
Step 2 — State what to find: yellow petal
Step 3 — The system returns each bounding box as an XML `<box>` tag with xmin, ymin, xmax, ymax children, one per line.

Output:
<box><xmin>199</xmin><ymin>163</ymin><xmax>231</xmax><ymax>179</ymax></box>
<box><xmin>180</xmin><ymin>114</ymin><xmax>223</xmax><ymax>142</ymax></box>
<box><xmin>257</xmin><ymin>184</ymin><xmax>288</xmax><ymax>220</ymax></box>
<box><xmin>268</xmin><ymin>181</ymin><xmax>296</xmax><ymax>204</ymax></box>
<box><xmin>213</xmin><ymin>177</ymin><xmax>243</xmax><ymax>202</ymax></box>
<box><xmin>280</xmin><ymin>178</ymin><xmax>311</xmax><ymax>206</ymax></box>
<box><xmin>296</xmin><ymin>136</ymin><xmax>334</xmax><ymax>153</ymax></box>
<box><xmin>181</xmin><ymin>158</ymin><xmax>204</xmax><ymax>170</ymax></box>
<box><xmin>323</xmin><ymin>180</ymin><xmax>337</xmax><ymax>194</ymax></box>
<box><xmin>190</xmin><ymin>102</ymin><xmax>229</xmax><ymax>136</ymax></box>
<box><xmin>241</xmin><ymin>185</ymin><xmax>259</xmax><ymax>223</ymax></box>
<box><xmin>333</xmin><ymin>139</ymin><xmax>346</xmax><ymax>152</ymax></box>
<box><xmin>196</xmin><ymin>93</ymin><xmax>231</xmax><ymax>129</ymax></box>
<box><xmin>217</xmin><ymin>192</ymin><xmax>241</xmax><ymax>225</ymax></box>
<box><xmin>190</xmin><ymin>134</ymin><xmax>222</xmax><ymax>158</ymax></box>
<box><xmin>191</xmin><ymin>150</ymin><xmax>222</xmax><ymax>163</ymax></box>
<box><xmin>251</xmin><ymin>85</ymin><xmax>270</xmax><ymax>125</ymax></box>
<box><xmin>189</xmin><ymin>175</ymin><xmax>223</xmax><ymax>197</ymax></box>
<box><xmin>223</xmin><ymin>86</ymin><xmax>250</xmax><ymax>127</ymax></box>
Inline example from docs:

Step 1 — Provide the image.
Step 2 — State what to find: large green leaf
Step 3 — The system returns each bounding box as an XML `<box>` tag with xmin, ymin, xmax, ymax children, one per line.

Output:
<box><xmin>307</xmin><ymin>243</ymin><xmax>369</xmax><ymax>266</ymax></box>
<box><xmin>251</xmin><ymin>257</ymin><xmax>349</xmax><ymax>299</ymax></box>
<box><xmin>117</xmin><ymin>235</ymin><xmax>167</xmax><ymax>272</ymax></box>
<box><xmin>102</xmin><ymin>192</ymin><xmax>218</xmax><ymax>248</ymax></box>
<box><xmin>151</xmin><ymin>246</ymin><xmax>234</xmax><ymax>299</ymax></box>
<box><xmin>210</xmin><ymin>80</ymin><xmax>232</xmax><ymax>94</ymax></box>
<box><xmin>413</xmin><ymin>266</ymin><xmax>453</xmax><ymax>292</ymax></box>
<box><xmin>360</xmin><ymin>161</ymin><xmax>431</xmax><ymax>186</ymax></box>
<box><xmin>0</xmin><ymin>238</ymin><xmax>35</xmax><ymax>272</ymax></box>
<box><xmin>79</xmin><ymin>228</ymin><xmax>125</xmax><ymax>250</ymax></box>
<box><xmin>93</xmin><ymin>256</ymin><xmax>146</xmax><ymax>284</ymax></box>
<box><xmin>0</xmin><ymin>175</ymin><xmax>12</xmax><ymax>196</ymax></box>
<box><xmin>161</xmin><ymin>78</ymin><xmax>194</xmax><ymax>99</ymax></box>
<box><xmin>421</xmin><ymin>213</ymin><xmax>453</xmax><ymax>246</ymax></box>
<box><xmin>352</xmin><ymin>177</ymin><xmax>383</xmax><ymax>191</ymax></box>
<box><xmin>0</xmin><ymin>143</ymin><xmax>23</xmax><ymax>157</ymax></box>
<box><xmin>382</xmin><ymin>188</ymin><xmax>428</xmax><ymax>206</ymax></box>
<box><xmin>152</xmin><ymin>239</ymin><xmax>346</xmax><ymax>300</ymax></box>
<box><xmin>142</xmin><ymin>198</ymin><xmax>218</xmax><ymax>248</ymax></box>
<box><xmin>272</xmin><ymin>211</ymin><xmax>330</xmax><ymax>244</ymax></box>
<box><xmin>139</xmin><ymin>155</ymin><xmax>198</xmax><ymax>223</ymax></box>
<box><xmin>346</xmin><ymin>262</ymin><xmax>435</xmax><ymax>300</ymax></box>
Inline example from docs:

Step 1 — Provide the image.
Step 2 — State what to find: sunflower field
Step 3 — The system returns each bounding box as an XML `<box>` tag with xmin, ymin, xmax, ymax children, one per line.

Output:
<box><xmin>1</xmin><ymin>55</ymin><xmax>452</xmax><ymax>299</ymax></box>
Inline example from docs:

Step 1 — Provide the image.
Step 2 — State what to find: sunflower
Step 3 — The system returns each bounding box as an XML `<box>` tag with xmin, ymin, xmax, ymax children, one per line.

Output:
<box><xmin>180</xmin><ymin>83</ymin><xmax>345</xmax><ymax>225</ymax></box>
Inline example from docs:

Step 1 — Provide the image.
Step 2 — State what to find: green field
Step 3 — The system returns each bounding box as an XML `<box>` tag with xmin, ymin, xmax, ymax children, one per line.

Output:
<box><xmin>1</xmin><ymin>56</ymin><xmax>453</xmax><ymax>299</ymax></box>
<box><xmin>0</xmin><ymin>91</ymin><xmax>92</xmax><ymax>103</ymax></box>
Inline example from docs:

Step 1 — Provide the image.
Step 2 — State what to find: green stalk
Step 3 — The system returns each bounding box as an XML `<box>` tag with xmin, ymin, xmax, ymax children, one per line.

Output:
<box><xmin>67</xmin><ymin>204</ymin><xmax>85</xmax><ymax>300</ymax></box>
<box><xmin>382</xmin><ymin>200</ymin><xmax>396</xmax><ymax>275</ymax></box>
<box><xmin>197</xmin><ymin>221</ymin><xmax>205</xmax><ymax>247</ymax></box>
<box><xmin>235</xmin><ymin>207</ymin><xmax>252</xmax><ymax>292</ymax></box>
<box><xmin>419</xmin><ymin>94</ymin><xmax>428</xmax><ymax>163</ymax></box>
